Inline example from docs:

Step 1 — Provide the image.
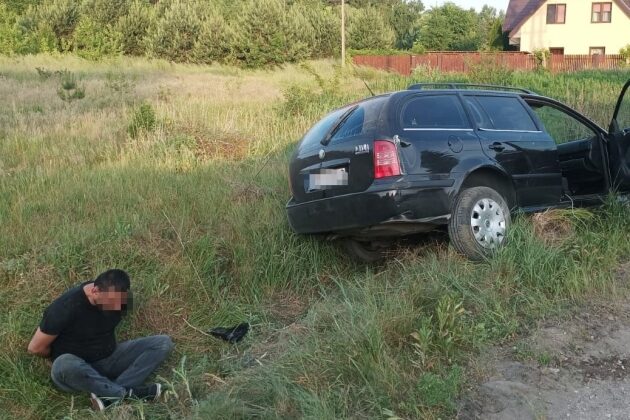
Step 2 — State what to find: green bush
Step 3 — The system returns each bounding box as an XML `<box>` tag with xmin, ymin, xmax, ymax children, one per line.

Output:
<box><xmin>0</xmin><ymin>4</ymin><xmax>19</xmax><ymax>55</ymax></box>
<box><xmin>303</xmin><ymin>5</ymin><xmax>339</xmax><ymax>58</ymax></box>
<box><xmin>286</xmin><ymin>4</ymin><xmax>315</xmax><ymax>60</ymax></box>
<box><xmin>36</xmin><ymin>0</ymin><xmax>81</xmax><ymax>51</ymax></box>
<box><xmin>80</xmin><ymin>0</ymin><xmax>130</xmax><ymax>26</ymax></box>
<box><xmin>232</xmin><ymin>0</ymin><xmax>309</xmax><ymax>68</ymax></box>
<box><xmin>114</xmin><ymin>0</ymin><xmax>155</xmax><ymax>56</ymax></box>
<box><xmin>72</xmin><ymin>16</ymin><xmax>120</xmax><ymax>60</ymax></box>
<box><xmin>146</xmin><ymin>0</ymin><xmax>201</xmax><ymax>62</ymax></box>
<box><xmin>347</xmin><ymin>7</ymin><xmax>395</xmax><ymax>51</ymax></box>
<box><xmin>7</xmin><ymin>7</ymin><xmax>56</xmax><ymax>54</ymax></box>
<box><xmin>192</xmin><ymin>12</ymin><xmax>233</xmax><ymax>64</ymax></box>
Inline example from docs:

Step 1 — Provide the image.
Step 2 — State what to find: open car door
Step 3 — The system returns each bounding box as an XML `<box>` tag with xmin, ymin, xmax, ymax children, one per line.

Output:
<box><xmin>608</xmin><ymin>79</ymin><xmax>630</xmax><ymax>192</ymax></box>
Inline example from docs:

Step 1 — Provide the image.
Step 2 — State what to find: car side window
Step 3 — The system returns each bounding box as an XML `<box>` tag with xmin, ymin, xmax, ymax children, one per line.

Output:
<box><xmin>464</xmin><ymin>97</ymin><xmax>493</xmax><ymax>129</ymax></box>
<box><xmin>401</xmin><ymin>95</ymin><xmax>470</xmax><ymax>129</ymax></box>
<box><xmin>473</xmin><ymin>96</ymin><xmax>538</xmax><ymax>131</ymax></box>
<box><xmin>528</xmin><ymin>102</ymin><xmax>597</xmax><ymax>145</ymax></box>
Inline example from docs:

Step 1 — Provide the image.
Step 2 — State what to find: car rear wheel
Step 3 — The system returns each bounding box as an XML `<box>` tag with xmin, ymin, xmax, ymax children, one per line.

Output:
<box><xmin>448</xmin><ymin>186</ymin><xmax>511</xmax><ymax>261</ymax></box>
<box><xmin>343</xmin><ymin>239</ymin><xmax>388</xmax><ymax>263</ymax></box>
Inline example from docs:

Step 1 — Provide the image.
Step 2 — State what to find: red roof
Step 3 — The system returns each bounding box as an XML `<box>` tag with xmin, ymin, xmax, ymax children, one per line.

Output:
<box><xmin>504</xmin><ymin>0</ymin><xmax>630</xmax><ymax>36</ymax></box>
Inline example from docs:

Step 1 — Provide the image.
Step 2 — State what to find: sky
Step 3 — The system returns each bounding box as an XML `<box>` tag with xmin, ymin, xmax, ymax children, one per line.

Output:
<box><xmin>426</xmin><ymin>0</ymin><xmax>510</xmax><ymax>12</ymax></box>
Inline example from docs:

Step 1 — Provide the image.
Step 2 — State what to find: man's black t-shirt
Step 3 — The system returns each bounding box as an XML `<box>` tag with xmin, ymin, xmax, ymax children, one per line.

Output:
<box><xmin>39</xmin><ymin>281</ymin><xmax>121</xmax><ymax>362</ymax></box>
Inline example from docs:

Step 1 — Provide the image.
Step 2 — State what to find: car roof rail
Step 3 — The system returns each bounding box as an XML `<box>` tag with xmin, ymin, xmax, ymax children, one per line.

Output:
<box><xmin>407</xmin><ymin>83</ymin><xmax>536</xmax><ymax>95</ymax></box>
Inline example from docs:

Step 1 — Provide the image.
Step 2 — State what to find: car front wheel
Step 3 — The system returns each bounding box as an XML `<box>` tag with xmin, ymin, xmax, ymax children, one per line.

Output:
<box><xmin>448</xmin><ymin>186</ymin><xmax>511</xmax><ymax>261</ymax></box>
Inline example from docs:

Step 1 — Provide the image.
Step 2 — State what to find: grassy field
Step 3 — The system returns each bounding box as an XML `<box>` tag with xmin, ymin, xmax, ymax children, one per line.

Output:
<box><xmin>0</xmin><ymin>55</ymin><xmax>629</xmax><ymax>419</ymax></box>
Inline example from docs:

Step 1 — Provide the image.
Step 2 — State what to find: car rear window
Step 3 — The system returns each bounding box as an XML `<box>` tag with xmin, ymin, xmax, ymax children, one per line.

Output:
<box><xmin>470</xmin><ymin>95</ymin><xmax>538</xmax><ymax>131</ymax></box>
<box><xmin>401</xmin><ymin>95</ymin><xmax>470</xmax><ymax>129</ymax></box>
<box><xmin>300</xmin><ymin>107</ymin><xmax>349</xmax><ymax>150</ymax></box>
<box><xmin>330</xmin><ymin>96</ymin><xmax>388</xmax><ymax>142</ymax></box>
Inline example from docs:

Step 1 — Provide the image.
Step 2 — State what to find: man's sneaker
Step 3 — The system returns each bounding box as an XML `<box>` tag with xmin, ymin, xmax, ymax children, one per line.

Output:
<box><xmin>90</xmin><ymin>393</ymin><xmax>119</xmax><ymax>411</ymax></box>
<box><xmin>128</xmin><ymin>383</ymin><xmax>162</xmax><ymax>401</ymax></box>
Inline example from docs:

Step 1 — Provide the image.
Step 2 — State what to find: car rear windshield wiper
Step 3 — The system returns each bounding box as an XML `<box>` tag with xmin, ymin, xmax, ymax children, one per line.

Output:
<box><xmin>321</xmin><ymin>105</ymin><xmax>359</xmax><ymax>145</ymax></box>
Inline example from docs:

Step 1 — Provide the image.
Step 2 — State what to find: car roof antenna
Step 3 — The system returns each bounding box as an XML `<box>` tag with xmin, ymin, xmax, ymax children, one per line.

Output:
<box><xmin>362</xmin><ymin>78</ymin><xmax>375</xmax><ymax>97</ymax></box>
<box><xmin>352</xmin><ymin>64</ymin><xmax>375</xmax><ymax>97</ymax></box>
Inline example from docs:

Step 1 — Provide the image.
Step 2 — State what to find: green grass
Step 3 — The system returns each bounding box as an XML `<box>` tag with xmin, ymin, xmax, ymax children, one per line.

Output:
<box><xmin>0</xmin><ymin>54</ymin><xmax>629</xmax><ymax>419</ymax></box>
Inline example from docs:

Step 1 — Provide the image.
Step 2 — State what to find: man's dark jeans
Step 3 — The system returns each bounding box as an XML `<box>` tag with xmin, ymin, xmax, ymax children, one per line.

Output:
<box><xmin>51</xmin><ymin>335</ymin><xmax>174</xmax><ymax>398</ymax></box>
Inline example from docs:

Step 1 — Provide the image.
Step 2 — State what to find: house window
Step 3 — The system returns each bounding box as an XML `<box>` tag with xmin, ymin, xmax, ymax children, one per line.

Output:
<box><xmin>550</xmin><ymin>48</ymin><xmax>565</xmax><ymax>56</ymax></box>
<box><xmin>546</xmin><ymin>4</ymin><xmax>566</xmax><ymax>24</ymax></box>
<box><xmin>590</xmin><ymin>47</ymin><xmax>606</xmax><ymax>55</ymax></box>
<box><xmin>592</xmin><ymin>3</ymin><xmax>612</xmax><ymax>23</ymax></box>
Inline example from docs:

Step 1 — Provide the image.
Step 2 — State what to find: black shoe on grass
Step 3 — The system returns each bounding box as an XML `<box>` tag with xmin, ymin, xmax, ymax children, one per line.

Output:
<box><xmin>128</xmin><ymin>383</ymin><xmax>162</xmax><ymax>401</ymax></box>
<box><xmin>90</xmin><ymin>393</ymin><xmax>119</xmax><ymax>411</ymax></box>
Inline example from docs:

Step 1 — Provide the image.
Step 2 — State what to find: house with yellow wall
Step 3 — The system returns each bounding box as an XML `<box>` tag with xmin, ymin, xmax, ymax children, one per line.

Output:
<box><xmin>504</xmin><ymin>0</ymin><xmax>630</xmax><ymax>55</ymax></box>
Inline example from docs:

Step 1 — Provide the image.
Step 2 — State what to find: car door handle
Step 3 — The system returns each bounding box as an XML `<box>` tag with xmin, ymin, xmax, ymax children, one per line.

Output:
<box><xmin>489</xmin><ymin>142</ymin><xmax>505</xmax><ymax>152</ymax></box>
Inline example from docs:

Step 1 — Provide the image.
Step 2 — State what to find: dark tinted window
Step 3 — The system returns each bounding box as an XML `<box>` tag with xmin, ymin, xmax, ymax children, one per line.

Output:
<box><xmin>402</xmin><ymin>95</ymin><xmax>469</xmax><ymax>129</ymax></box>
<box><xmin>464</xmin><ymin>97</ymin><xmax>493</xmax><ymax>128</ymax></box>
<box><xmin>300</xmin><ymin>107</ymin><xmax>348</xmax><ymax>149</ymax></box>
<box><xmin>331</xmin><ymin>96</ymin><xmax>387</xmax><ymax>142</ymax></box>
<box><xmin>473</xmin><ymin>96</ymin><xmax>538</xmax><ymax>131</ymax></box>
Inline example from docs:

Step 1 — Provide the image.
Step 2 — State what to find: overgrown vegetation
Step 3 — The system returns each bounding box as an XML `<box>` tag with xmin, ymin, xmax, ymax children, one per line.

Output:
<box><xmin>0</xmin><ymin>56</ymin><xmax>628</xmax><ymax>419</ymax></box>
<box><xmin>0</xmin><ymin>0</ymin><xmax>506</xmax><ymax>67</ymax></box>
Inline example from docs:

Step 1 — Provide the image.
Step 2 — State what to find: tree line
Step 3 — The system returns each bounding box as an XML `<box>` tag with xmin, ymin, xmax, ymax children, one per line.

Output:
<box><xmin>0</xmin><ymin>0</ymin><xmax>506</xmax><ymax>67</ymax></box>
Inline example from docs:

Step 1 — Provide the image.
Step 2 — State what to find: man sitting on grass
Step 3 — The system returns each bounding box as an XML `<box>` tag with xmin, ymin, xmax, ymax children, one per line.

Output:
<box><xmin>27</xmin><ymin>269</ymin><xmax>174</xmax><ymax>411</ymax></box>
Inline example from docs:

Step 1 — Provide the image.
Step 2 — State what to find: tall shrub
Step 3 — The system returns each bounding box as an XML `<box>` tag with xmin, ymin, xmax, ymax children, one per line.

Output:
<box><xmin>0</xmin><ymin>4</ymin><xmax>19</xmax><ymax>54</ymax></box>
<box><xmin>72</xmin><ymin>16</ymin><xmax>120</xmax><ymax>59</ymax></box>
<box><xmin>114</xmin><ymin>0</ymin><xmax>155</xmax><ymax>56</ymax></box>
<box><xmin>232</xmin><ymin>0</ymin><xmax>309</xmax><ymax>68</ymax></box>
<box><xmin>80</xmin><ymin>0</ymin><xmax>130</xmax><ymax>26</ymax></box>
<box><xmin>192</xmin><ymin>12</ymin><xmax>234</xmax><ymax>64</ymax></box>
<box><xmin>347</xmin><ymin>7</ymin><xmax>395</xmax><ymax>51</ymax></box>
<box><xmin>146</xmin><ymin>0</ymin><xmax>202</xmax><ymax>62</ymax></box>
<box><xmin>36</xmin><ymin>0</ymin><xmax>81</xmax><ymax>51</ymax></box>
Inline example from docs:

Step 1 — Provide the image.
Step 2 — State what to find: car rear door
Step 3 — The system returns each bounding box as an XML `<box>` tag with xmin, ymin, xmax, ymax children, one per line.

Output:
<box><xmin>288</xmin><ymin>107</ymin><xmax>351</xmax><ymax>203</ymax></box>
<box><xmin>317</xmin><ymin>96</ymin><xmax>389</xmax><ymax>199</ymax></box>
<box><xmin>464</xmin><ymin>94</ymin><xmax>563</xmax><ymax>208</ymax></box>
<box><xmin>392</xmin><ymin>92</ymin><xmax>479</xmax><ymax>182</ymax></box>
<box><xmin>608</xmin><ymin>79</ymin><xmax>630</xmax><ymax>192</ymax></box>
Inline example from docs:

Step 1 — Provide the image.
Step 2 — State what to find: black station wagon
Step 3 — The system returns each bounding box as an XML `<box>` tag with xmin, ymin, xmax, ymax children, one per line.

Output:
<box><xmin>286</xmin><ymin>81</ymin><xmax>630</xmax><ymax>261</ymax></box>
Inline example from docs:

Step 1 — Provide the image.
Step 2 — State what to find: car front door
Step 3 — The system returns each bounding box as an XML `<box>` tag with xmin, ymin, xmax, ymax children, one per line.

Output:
<box><xmin>608</xmin><ymin>79</ymin><xmax>630</xmax><ymax>192</ymax></box>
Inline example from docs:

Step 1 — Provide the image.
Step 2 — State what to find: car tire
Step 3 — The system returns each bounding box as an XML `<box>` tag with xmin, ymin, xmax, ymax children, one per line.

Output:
<box><xmin>343</xmin><ymin>239</ymin><xmax>386</xmax><ymax>263</ymax></box>
<box><xmin>448</xmin><ymin>186</ymin><xmax>511</xmax><ymax>261</ymax></box>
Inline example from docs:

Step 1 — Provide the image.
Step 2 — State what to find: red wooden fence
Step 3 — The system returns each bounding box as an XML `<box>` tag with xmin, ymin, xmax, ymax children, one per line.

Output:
<box><xmin>353</xmin><ymin>52</ymin><xmax>626</xmax><ymax>75</ymax></box>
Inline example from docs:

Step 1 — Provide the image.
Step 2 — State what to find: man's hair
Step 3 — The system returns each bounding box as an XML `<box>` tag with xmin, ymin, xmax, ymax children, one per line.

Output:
<box><xmin>94</xmin><ymin>269</ymin><xmax>130</xmax><ymax>291</ymax></box>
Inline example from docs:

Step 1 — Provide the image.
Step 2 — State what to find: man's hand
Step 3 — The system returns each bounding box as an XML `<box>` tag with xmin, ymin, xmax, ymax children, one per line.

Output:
<box><xmin>27</xmin><ymin>328</ymin><xmax>57</xmax><ymax>358</ymax></box>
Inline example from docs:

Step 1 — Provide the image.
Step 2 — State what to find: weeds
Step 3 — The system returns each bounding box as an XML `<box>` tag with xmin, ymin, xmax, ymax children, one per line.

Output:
<box><xmin>57</xmin><ymin>70</ymin><xmax>85</xmax><ymax>102</ymax></box>
<box><xmin>128</xmin><ymin>102</ymin><xmax>157</xmax><ymax>138</ymax></box>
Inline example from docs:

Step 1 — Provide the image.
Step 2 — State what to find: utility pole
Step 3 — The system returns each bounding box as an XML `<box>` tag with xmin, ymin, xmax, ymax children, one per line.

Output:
<box><xmin>341</xmin><ymin>0</ymin><xmax>346</xmax><ymax>67</ymax></box>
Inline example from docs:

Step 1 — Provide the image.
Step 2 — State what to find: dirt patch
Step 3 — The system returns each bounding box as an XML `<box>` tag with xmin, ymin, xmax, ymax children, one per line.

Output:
<box><xmin>460</xmin><ymin>297</ymin><xmax>630</xmax><ymax>419</ymax></box>
<box><xmin>615</xmin><ymin>261</ymin><xmax>630</xmax><ymax>283</ymax></box>
<box><xmin>264</xmin><ymin>290</ymin><xmax>309</xmax><ymax>325</ymax></box>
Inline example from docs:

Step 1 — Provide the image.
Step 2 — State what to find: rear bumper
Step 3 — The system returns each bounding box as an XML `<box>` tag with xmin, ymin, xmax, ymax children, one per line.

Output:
<box><xmin>286</xmin><ymin>179</ymin><xmax>456</xmax><ymax>235</ymax></box>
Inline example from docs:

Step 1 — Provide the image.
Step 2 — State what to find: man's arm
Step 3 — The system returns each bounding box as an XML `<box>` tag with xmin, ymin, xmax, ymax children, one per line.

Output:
<box><xmin>27</xmin><ymin>328</ymin><xmax>57</xmax><ymax>358</ymax></box>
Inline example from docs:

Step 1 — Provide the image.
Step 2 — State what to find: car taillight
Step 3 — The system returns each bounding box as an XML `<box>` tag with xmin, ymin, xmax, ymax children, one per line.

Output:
<box><xmin>373</xmin><ymin>140</ymin><xmax>401</xmax><ymax>179</ymax></box>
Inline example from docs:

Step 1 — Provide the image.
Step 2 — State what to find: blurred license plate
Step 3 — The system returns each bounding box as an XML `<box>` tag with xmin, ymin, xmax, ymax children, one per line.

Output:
<box><xmin>309</xmin><ymin>168</ymin><xmax>348</xmax><ymax>189</ymax></box>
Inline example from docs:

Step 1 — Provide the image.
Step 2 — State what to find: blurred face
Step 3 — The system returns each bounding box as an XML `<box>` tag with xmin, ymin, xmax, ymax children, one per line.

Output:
<box><xmin>94</xmin><ymin>287</ymin><xmax>128</xmax><ymax>311</ymax></box>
